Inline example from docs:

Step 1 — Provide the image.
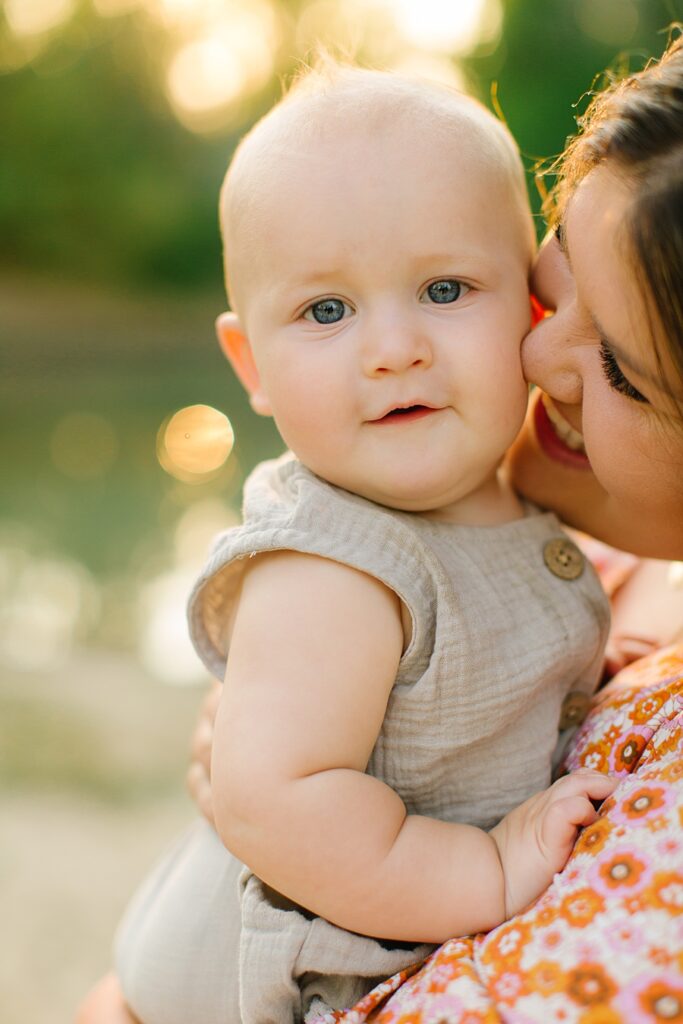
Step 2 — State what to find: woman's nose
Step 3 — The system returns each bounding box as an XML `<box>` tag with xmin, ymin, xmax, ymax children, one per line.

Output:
<box><xmin>525</xmin><ymin>232</ymin><xmax>584</xmax><ymax>404</ymax></box>
<box><xmin>522</xmin><ymin>309</ymin><xmax>584</xmax><ymax>406</ymax></box>
<box><xmin>360</xmin><ymin>314</ymin><xmax>433</xmax><ymax>377</ymax></box>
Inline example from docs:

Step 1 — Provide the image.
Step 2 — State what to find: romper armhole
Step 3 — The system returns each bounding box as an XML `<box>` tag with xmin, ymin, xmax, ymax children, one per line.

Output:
<box><xmin>187</xmin><ymin>456</ymin><xmax>437</xmax><ymax>685</ymax></box>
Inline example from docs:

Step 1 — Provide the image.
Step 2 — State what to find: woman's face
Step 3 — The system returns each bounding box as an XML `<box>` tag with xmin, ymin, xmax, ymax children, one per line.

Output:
<box><xmin>522</xmin><ymin>165</ymin><xmax>683</xmax><ymax>538</ymax></box>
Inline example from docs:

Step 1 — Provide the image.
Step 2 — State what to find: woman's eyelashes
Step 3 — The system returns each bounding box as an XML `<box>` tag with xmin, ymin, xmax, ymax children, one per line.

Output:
<box><xmin>303</xmin><ymin>298</ymin><xmax>354</xmax><ymax>324</ymax></box>
<box><xmin>421</xmin><ymin>279</ymin><xmax>468</xmax><ymax>304</ymax></box>
<box><xmin>599</xmin><ymin>340</ymin><xmax>648</xmax><ymax>403</ymax></box>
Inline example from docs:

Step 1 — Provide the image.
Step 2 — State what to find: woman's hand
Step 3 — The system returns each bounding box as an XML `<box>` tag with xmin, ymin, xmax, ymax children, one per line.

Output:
<box><xmin>75</xmin><ymin>973</ymin><xmax>140</xmax><ymax>1024</ymax></box>
<box><xmin>186</xmin><ymin>680</ymin><xmax>221</xmax><ymax>827</ymax></box>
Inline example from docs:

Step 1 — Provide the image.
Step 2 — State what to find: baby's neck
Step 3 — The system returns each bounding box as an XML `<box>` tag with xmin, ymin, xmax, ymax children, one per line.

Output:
<box><xmin>419</xmin><ymin>469</ymin><xmax>526</xmax><ymax>527</ymax></box>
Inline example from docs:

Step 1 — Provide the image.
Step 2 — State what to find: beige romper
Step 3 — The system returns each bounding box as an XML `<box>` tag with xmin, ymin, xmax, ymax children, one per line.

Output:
<box><xmin>116</xmin><ymin>454</ymin><xmax>609</xmax><ymax>1024</ymax></box>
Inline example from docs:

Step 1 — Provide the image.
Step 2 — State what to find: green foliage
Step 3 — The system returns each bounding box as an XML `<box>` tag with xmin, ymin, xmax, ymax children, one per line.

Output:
<box><xmin>1</xmin><ymin>0</ymin><xmax>680</xmax><ymax>589</ymax></box>
<box><xmin>2</xmin><ymin>0</ymin><xmax>680</xmax><ymax>288</ymax></box>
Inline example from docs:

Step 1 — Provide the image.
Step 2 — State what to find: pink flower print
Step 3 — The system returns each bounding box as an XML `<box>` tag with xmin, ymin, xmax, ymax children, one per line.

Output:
<box><xmin>609</xmin><ymin>728</ymin><xmax>650</xmax><ymax>774</ymax></box>
<box><xmin>490</xmin><ymin>970</ymin><xmax>526</xmax><ymax>1005</ymax></box>
<box><xmin>590</xmin><ymin>846</ymin><xmax>651</xmax><ymax>898</ymax></box>
<box><xmin>566</xmin><ymin>962</ymin><xmax>617</xmax><ymax>1006</ymax></box>
<box><xmin>616</xmin><ymin>973</ymin><xmax>683</xmax><ymax>1022</ymax></box>
<box><xmin>655</xmin><ymin>835</ymin><xmax>679</xmax><ymax>860</ymax></box>
<box><xmin>610</xmin><ymin>783</ymin><xmax>674</xmax><ymax>826</ymax></box>
<box><xmin>648</xmin><ymin>871</ymin><xmax>683</xmax><ymax>916</ymax></box>
<box><xmin>629</xmin><ymin>690</ymin><xmax>668</xmax><ymax>725</ymax></box>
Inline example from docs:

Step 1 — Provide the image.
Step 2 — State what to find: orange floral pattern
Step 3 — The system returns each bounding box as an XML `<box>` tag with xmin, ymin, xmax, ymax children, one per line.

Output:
<box><xmin>313</xmin><ymin>645</ymin><xmax>683</xmax><ymax>1024</ymax></box>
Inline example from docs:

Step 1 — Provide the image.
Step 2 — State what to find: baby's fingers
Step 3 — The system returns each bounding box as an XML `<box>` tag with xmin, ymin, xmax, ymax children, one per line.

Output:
<box><xmin>558</xmin><ymin>769</ymin><xmax>618</xmax><ymax>804</ymax></box>
<box><xmin>541</xmin><ymin>794</ymin><xmax>600</xmax><ymax>860</ymax></box>
<box><xmin>540</xmin><ymin>772</ymin><xmax>618</xmax><ymax>860</ymax></box>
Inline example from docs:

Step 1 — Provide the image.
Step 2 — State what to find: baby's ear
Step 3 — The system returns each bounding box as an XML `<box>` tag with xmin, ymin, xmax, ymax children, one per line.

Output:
<box><xmin>215</xmin><ymin>312</ymin><xmax>272</xmax><ymax>416</ymax></box>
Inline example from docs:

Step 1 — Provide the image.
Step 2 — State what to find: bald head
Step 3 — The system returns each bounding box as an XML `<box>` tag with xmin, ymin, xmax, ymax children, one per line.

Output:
<box><xmin>220</xmin><ymin>64</ymin><xmax>534</xmax><ymax>312</ymax></box>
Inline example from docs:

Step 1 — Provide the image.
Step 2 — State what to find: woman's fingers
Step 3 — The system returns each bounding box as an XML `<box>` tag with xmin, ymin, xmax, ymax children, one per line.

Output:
<box><xmin>186</xmin><ymin>680</ymin><xmax>221</xmax><ymax>824</ymax></box>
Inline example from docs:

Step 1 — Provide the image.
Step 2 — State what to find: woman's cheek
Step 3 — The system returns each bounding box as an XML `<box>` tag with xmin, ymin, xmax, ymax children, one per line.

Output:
<box><xmin>583</xmin><ymin>386</ymin><xmax>652</xmax><ymax>498</ymax></box>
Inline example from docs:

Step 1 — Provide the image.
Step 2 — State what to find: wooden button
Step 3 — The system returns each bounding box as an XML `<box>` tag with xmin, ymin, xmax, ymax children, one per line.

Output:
<box><xmin>559</xmin><ymin>690</ymin><xmax>591</xmax><ymax>730</ymax></box>
<box><xmin>543</xmin><ymin>537</ymin><xmax>584</xmax><ymax>580</ymax></box>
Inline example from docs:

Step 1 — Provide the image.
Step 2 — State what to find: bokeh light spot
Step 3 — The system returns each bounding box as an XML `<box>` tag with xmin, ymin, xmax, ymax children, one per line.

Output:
<box><xmin>0</xmin><ymin>550</ymin><xmax>99</xmax><ymax>671</ymax></box>
<box><xmin>158</xmin><ymin>404</ymin><xmax>234</xmax><ymax>482</ymax></box>
<box><xmin>165</xmin><ymin>2</ymin><xmax>277</xmax><ymax>131</ymax></box>
<box><xmin>93</xmin><ymin>0</ymin><xmax>142</xmax><ymax>17</ymax></box>
<box><xmin>576</xmin><ymin>0</ymin><xmax>639</xmax><ymax>47</ymax></box>
<box><xmin>5</xmin><ymin>0</ymin><xmax>76</xmax><ymax>37</ymax></box>
<box><xmin>138</xmin><ymin>567</ymin><xmax>207</xmax><ymax>684</ymax></box>
<box><xmin>388</xmin><ymin>0</ymin><xmax>500</xmax><ymax>55</ymax></box>
<box><xmin>50</xmin><ymin>413</ymin><xmax>119</xmax><ymax>481</ymax></box>
<box><xmin>391</xmin><ymin>53</ymin><xmax>468</xmax><ymax>91</ymax></box>
<box><xmin>167</xmin><ymin>36</ymin><xmax>245</xmax><ymax>112</ymax></box>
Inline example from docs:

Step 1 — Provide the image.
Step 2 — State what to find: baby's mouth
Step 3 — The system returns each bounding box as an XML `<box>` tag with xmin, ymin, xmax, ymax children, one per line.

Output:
<box><xmin>372</xmin><ymin>404</ymin><xmax>439</xmax><ymax>424</ymax></box>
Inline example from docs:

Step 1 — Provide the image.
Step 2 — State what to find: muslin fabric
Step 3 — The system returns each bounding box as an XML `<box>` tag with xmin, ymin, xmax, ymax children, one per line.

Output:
<box><xmin>116</xmin><ymin>453</ymin><xmax>609</xmax><ymax>1024</ymax></box>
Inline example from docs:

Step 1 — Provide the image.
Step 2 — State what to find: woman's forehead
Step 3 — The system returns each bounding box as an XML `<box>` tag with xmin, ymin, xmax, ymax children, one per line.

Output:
<box><xmin>564</xmin><ymin>168</ymin><xmax>683</xmax><ymax>409</ymax></box>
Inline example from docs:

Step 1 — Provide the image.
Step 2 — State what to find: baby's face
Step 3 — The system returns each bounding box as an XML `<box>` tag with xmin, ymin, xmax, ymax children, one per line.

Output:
<box><xmin>230</xmin><ymin>120</ymin><xmax>533</xmax><ymax>517</ymax></box>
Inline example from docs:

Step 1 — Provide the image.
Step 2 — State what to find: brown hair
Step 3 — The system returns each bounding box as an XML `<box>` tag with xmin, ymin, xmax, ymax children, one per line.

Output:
<box><xmin>542</xmin><ymin>33</ymin><xmax>683</xmax><ymax>401</ymax></box>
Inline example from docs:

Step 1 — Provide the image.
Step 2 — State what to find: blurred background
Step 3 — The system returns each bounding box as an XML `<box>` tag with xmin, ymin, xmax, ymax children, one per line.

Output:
<box><xmin>1</xmin><ymin>0</ymin><xmax>681</xmax><ymax>1019</ymax></box>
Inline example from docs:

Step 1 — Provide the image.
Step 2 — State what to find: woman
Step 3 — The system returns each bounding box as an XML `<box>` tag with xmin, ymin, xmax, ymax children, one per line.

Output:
<box><xmin>77</xmin><ymin>34</ymin><xmax>683</xmax><ymax>1023</ymax></box>
<box><xmin>311</xmin><ymin>34</ymin><xmax>683</xmax><ymax>1021</ymax></box>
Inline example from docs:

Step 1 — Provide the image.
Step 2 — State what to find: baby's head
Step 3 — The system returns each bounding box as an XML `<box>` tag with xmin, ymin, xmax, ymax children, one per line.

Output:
<box><xmin>218</xmin><ymin>62</ymin><xmax>536</xmax><ymax>516</ymax></box>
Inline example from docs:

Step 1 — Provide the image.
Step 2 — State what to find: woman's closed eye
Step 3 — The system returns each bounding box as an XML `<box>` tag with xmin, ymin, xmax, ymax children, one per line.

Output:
<box><xmin>599</xmin><ymin>340</ymin><xmax>648</xmax><ymax>403</ymax></box>
<box><xmin>302</xmin><ymin>297</ymin><xmax>354</xmax><ymax>324</ymax></box>
<box><xmin>420</xmin><ymin>279</ymin><xmax>469</xmax><ymax>305</ymax></box>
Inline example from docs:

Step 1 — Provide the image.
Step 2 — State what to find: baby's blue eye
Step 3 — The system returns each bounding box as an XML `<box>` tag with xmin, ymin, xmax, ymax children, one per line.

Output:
<box><xmin>425</xmin><ymin>279</ymin><xmax>463</xmax><ymax>304</ymax></box>
<box><xmin>304</xmin><ymin>298</ymin><xmax>349</xmax><ymax>324</ymax></box>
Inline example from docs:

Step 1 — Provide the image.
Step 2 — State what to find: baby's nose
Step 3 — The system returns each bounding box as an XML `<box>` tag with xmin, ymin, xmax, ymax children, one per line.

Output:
<box><xmin>361</xmin><ymin>320</ymin><xmax>433</xmax><ymax>376</ymax></box>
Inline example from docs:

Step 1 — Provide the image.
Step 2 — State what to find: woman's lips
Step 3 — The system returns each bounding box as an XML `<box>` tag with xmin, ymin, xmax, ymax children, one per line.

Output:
<box><xmin>533</xmin><ymin>392</ymin><xmax>590</xmax><ymax>469</ymax></box>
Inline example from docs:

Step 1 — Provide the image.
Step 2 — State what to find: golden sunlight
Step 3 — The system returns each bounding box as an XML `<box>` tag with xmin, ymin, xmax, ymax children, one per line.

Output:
<box><xmin>157</xmin><ymin>405</ymin><xmax>234</xmax><ymax>482</ymax></box>
<box><xmin>387</xmin><ymin>0</ymin><xmax>501</xmax><ymax>55</ymax></box>
<box><xmin>165</xmin><ymin>4</ymin><xmax>277</xmax><ymax>130</ymax></box>
<box><xmin>5</xmin><ymin>0</ymin><xmax>76</xmax><ymax>37</ymax></box>
<box><xmin>390</xmin><ymin>52</ymin><xmax>468</xmax><ymax>90</ymax></box>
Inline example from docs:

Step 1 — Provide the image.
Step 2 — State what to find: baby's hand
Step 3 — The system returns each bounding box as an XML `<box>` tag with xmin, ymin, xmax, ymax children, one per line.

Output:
<box><xmin>490</xmin><ymin>770</ymin><xmax>618</xmax><ymax>918</ymax></box>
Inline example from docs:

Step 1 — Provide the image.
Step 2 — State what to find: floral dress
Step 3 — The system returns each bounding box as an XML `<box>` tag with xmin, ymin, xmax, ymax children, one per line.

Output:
<box><xmin>312</xmin><ymin>642</ymin><xmax>683</xmax><ymax>1024</ymax></box>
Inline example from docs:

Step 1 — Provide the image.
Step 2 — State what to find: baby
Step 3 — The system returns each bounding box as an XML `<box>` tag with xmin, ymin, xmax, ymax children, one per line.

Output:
<box><xmin>115</xmin><ymin>63</ymin><xmax>614</xmax><ymax>1024</ymax></box>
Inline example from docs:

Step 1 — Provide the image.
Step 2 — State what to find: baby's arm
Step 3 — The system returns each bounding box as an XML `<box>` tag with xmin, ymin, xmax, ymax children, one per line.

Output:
<box><xmin>212</xmin><ymin>550</ymin><xmax>615</xmax><ymax>943</ymax></box>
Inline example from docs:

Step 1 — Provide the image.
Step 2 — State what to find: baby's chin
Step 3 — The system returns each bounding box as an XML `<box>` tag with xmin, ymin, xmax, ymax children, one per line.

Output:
<box><xmin>321</xmin><ymin>467</ymin><xmax>500</xmax><ymax>521</ymax></box>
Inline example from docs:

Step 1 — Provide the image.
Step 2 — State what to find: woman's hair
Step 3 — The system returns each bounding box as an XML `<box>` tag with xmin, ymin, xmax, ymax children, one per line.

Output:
<box><xmin>542</xmin><ymin>33</ymin><xmax>683</xmax><ymax>400</ymax></box>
